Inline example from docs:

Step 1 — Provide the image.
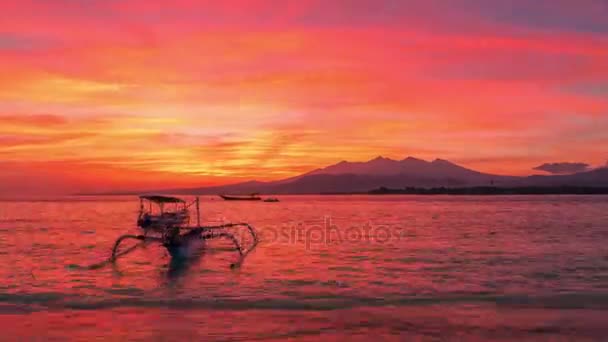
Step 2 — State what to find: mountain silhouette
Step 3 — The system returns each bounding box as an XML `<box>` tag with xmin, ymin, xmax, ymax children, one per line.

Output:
<box><xmin>164</xmin><ymin>156</ymin><xmax>519</xmax><ymax>194</ymax></box>
<box><xmin>96</xmin><ymin>157</ymin><xmax>608</xmax><ymax>195</ymax></box>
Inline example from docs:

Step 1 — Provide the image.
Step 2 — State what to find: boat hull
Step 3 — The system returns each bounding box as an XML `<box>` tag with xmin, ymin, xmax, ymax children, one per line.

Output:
<box><xmin>164</xmin><ymin>230</ymin><xmax>206</xmax><ymax>259</ymax></box>
<box><xmin>219</xmin><ymin>195</ymin><xmax>262</xmax><ymax>201</ymax></box>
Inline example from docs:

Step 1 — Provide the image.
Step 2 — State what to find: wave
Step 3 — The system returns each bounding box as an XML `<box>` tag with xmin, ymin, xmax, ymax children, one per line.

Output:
<box><xmin>1</xmin><ymin>291</ymin><xmax>608</xmax><ymax>312</ymax></box>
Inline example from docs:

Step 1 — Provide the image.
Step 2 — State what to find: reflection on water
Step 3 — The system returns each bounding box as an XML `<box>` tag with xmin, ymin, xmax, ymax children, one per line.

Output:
<box><xmin>164</xmin><ymin>251</ymin><xmax>204</xmax><ymax>283</ymax></box>
<box><xmin>1</xmin><ymin>195</ymin><xmax>608</xmax><ymax>340</ymax></box>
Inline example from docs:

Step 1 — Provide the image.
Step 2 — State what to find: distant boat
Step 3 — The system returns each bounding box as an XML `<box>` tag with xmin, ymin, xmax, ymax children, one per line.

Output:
<box><xmin>263</xmin><ymin>197</ymin><xmax>279</xmax><ymax>202</ymax></box>
<box><xmin>219</xmin><ymin>194</ymin><xmax>262</xmax><ymax>201</ymax></box>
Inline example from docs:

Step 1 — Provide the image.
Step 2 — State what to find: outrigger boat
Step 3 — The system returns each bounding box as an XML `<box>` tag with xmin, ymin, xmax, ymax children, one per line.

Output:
<box><xmin>219</xmin><ymin>193</ymin><xmax>262</xmax><ymax>201</ymax></box>
<box><xmin>111</xmin><ymin>195</ymin><xmax>258</xmax><ymax>268</ymax></box>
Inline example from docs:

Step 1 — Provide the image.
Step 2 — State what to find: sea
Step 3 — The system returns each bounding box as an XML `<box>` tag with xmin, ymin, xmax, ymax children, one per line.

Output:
<box><xmin>1</xmin><ymin>195</ymin><xmax>608</xmax><ymax>341</ymax></box>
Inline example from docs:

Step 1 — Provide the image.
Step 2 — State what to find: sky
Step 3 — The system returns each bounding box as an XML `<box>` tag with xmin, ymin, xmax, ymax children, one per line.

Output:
<box><xmin>1</xmin><ymin>0</ymin><xmax>607</xmax><ymax>194</ymax></box>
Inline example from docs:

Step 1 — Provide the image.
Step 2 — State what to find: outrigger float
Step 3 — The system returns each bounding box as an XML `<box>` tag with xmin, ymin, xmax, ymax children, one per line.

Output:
<box><xmin>111</xmin><ymin>195</ymin><xmax>258</xmax><ymax>268</ymax></box>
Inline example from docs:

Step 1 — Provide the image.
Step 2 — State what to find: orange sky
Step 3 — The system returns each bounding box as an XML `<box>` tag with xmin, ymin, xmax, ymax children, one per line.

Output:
<box><xmin>1</xmin><ymin>0</ymin><xmax>607</xmax><ymax>195</ymax></box>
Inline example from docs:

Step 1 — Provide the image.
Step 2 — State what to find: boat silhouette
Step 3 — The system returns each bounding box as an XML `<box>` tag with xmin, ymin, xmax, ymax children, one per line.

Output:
<box><xmin>219</xmin><ymin>193</ymin><xmax>262</xmax><ymax>201</ymax></box>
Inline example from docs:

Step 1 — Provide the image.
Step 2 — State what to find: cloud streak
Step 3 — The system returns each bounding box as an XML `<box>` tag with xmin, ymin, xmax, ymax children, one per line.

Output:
<box><xmin>533</xmin><ymin>162</ymin><xmax>590</xmax><ymax>174</ymax></box>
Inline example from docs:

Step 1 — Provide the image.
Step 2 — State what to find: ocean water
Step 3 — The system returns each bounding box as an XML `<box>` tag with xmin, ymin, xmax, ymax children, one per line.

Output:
<box><xmin>1</xmin><ymin>195</ymin><xmax>608</xmax><ymax>341</ymax></box>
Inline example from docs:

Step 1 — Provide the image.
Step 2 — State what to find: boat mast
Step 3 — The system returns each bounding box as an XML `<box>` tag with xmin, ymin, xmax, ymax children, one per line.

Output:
<box><xmin>196</xmin><ymin>196</ymin><xmax>201</xmax><ymax>227</ymax></box>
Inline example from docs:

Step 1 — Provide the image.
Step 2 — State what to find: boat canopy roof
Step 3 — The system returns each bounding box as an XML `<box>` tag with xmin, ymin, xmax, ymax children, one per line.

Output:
<box><xmin>139</xmin><ymin>195</ymin><xmax>185</xmax><ymax>203</ymax></box>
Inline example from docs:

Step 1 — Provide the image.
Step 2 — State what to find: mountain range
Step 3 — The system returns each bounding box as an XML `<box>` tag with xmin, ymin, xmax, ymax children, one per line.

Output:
<box><xmin>140</xmin><ymin>156</ymin><xmax>608</xmax><ymax>195</ymax></box>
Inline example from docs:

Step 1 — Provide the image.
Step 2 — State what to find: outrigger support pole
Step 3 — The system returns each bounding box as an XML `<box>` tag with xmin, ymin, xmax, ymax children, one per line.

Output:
<box><xmin>194</xmin><ymin>222</ymin><xmax>259</xmax><ymax>267</ymax></box>
<box><xmin>200</xmin><ymin>232</ymin><xmax>243</xmax><ymax>255</ymax></box>
<box><xmin>196</xmin><ymin>196</ymin><xmax>200</xmax><ymax>227</ymax></box>
<box><xmin>110</xmin><ymin>234</ymin><xmax>162</xmax><ymax>261</ymax></box>
<box><xmin>110</xmin><ymin>221</ymin><xmax>259</xmax><ymax>268</ymax></box>
<box><xmin>195</xmin><ymin>222</ymin><xmax>259</xmax><ymax>244</ymax></box>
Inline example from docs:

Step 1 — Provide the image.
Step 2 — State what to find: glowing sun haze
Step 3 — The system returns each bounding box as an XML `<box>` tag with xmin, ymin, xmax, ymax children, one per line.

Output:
<box><xmin>1</xmin><ymin>0</ymin><xmax>607</xmax><ymax>194</ymax></box>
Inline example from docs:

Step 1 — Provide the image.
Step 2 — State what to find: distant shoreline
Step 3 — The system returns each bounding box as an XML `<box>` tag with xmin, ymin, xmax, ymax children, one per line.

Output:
<box><xmin>364</xmin><ymin>186</ymin><xmax>608</xmax><ymax>195</ymax></box>
<box><xmin>74</xmin><ymin>186</ymin><xmax>608</xmax><ymax>197</ymax></box>
<box><xmin>72</xmin><ymin>162</ymin><xmax>608</xmax><ymax>197</ymax></box>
